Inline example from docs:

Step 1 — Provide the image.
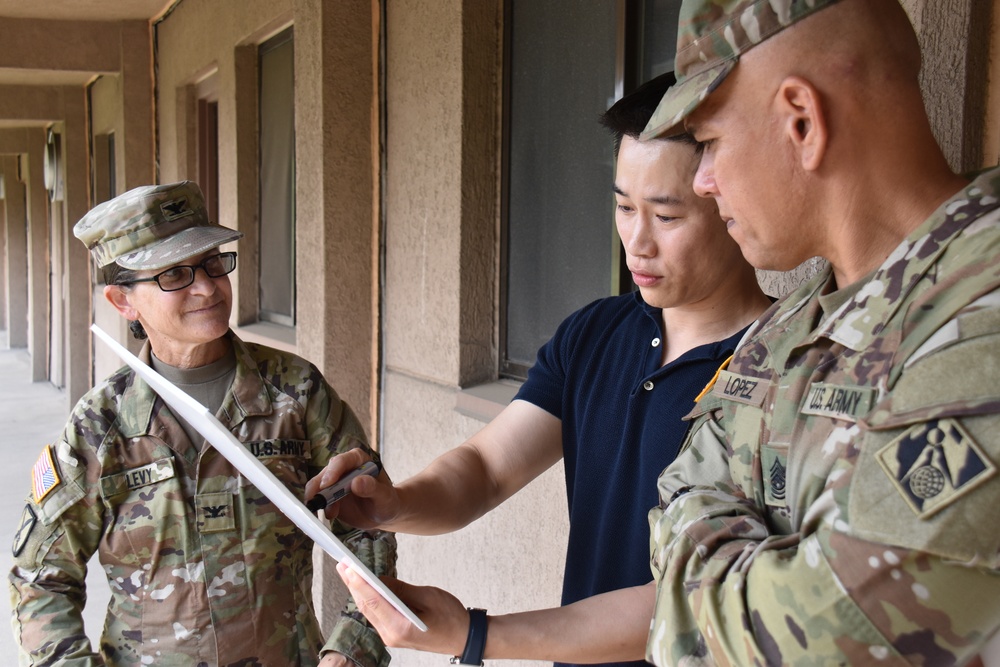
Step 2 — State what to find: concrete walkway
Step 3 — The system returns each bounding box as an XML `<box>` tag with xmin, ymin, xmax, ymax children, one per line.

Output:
<box><xmin>0</xmin><ymin>333</ymin><xmax>108</xmax><ymax>663</ymax></box>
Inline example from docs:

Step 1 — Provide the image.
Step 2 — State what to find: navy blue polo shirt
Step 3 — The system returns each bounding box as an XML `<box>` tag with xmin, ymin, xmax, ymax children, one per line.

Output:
<box><xmin>515</xmin><ymin>291</ymin><xmax>747</xmax><ymax>667</ymax></box>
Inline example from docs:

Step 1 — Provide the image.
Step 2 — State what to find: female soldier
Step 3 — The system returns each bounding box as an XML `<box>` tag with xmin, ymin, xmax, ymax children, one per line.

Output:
<box><xmin>10</xmin><ymin>181</ymin><xmax>394</xmax><ymax>667</ymax></box>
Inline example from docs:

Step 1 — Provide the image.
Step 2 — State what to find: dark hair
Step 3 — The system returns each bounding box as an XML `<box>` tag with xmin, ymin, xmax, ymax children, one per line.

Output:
<box><xmin>599</xmin><ymin>71</ymin><xmax>699</xmax><ymax>155</ymax></box>
<box><xmin>101</xmin><ymin>263</ymin><xmax>148</xmax><ymax>340</ymax></box>
<box><xmin>102</xmin><ymin>262</ymin><xmax>140</xmax><ymax>287</ymax></box>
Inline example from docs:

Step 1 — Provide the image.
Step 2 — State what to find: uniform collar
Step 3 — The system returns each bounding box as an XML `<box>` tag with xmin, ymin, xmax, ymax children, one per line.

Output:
<box><xmin>770</xmin><ymin>169</ymin><xmax>1000</xmax><ymax>357</ymax></box>
<box><xmin>117</xmin><ymin>330</ymin><xmax>272</xmax><ymax>438</ymax></box>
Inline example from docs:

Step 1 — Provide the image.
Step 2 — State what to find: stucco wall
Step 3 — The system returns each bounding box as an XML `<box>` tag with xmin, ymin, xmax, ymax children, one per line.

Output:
<box><xmin>154</xmin><ymin>0</ymin><xmax>377</xmax><ymax>436</ymax></box>
<box><xmin>381</xmin><ymin>1</ymin><xmax>568</xmax><ymax>665</ymax></box>
<box><xmin>154</xmin><ymin>0</ymin><xmax>292</xmax><ymax>369</ymax></box>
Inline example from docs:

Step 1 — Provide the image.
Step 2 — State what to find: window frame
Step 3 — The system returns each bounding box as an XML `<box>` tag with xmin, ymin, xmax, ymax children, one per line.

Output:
<box><xmin>498</xmin><ymin>0</ymin><xmax>675</xmax><ymax>380</ymax></box>
<box><xmin>256</xmin><ymin>26</ymin><xmax>297</xmax><ymax>328</ymax></box>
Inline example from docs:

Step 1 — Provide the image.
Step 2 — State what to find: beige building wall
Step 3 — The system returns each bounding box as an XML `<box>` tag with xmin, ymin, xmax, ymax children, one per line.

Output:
<box><xmin>380</xmin><ymin>2</ymin><xmax>567</xmax><ymax>665</ymax></box>
<box><xmin>153</xmin><ymin>0</ymin><xmax>378</xmax><ymax>433</ymax></box>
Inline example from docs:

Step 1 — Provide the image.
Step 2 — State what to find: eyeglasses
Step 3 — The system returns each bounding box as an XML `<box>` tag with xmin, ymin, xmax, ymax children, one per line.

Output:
<box><xmin>118</xmin><ymin>252</ymin><xmax>237</xmax><ymax>292</ymax></box>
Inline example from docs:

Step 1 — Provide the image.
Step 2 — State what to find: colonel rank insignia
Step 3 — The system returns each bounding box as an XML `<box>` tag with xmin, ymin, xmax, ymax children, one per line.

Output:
<box><xmin>876</xmin><ymin>418</ymin><xmax>996</xmax><ymax>519</ymax></box>
<box><xmin>31</xmin><ymin>444</ymin><xmax>62</xmax><ymax>504</ymax></box>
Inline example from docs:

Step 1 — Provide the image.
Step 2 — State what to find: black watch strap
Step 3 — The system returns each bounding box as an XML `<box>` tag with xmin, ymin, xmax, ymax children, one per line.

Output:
<box><xmin>450</xmin><ymin>607</ymin><xmax>488</xmax><ymax>665</ymax></box>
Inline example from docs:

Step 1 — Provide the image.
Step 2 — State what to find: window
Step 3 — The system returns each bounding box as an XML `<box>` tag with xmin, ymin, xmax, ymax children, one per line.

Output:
<box><xmin>501</xmin><ymin>0</ymin><xmax>682</xmax><ymax>378</ymax></box>
<box><xmin>258</xmin><ymin>27</ymin><xmax>296</xmax><ymax>326</ymax></box>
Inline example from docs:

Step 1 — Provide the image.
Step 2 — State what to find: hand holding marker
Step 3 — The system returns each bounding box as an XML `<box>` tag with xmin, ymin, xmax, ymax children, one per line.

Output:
<box><xmin>307</xmin><ymin>460</ymin><xmax>381</xmax><ymax>512</ymax></box>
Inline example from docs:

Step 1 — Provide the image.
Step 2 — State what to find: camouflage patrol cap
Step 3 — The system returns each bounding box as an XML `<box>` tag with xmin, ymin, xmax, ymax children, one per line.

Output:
<box><xmin>73</xmin><ymin>181</ymin><xmax>242</xmax><ymax>270</ymax></box>
<box><xmin>642</xmin><ymin>0</ymin><xmax>842</xmax><ymax>139</ymax></box>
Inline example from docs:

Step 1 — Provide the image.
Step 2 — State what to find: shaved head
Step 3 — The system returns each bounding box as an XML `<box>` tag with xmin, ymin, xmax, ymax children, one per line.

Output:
<box><xmin>744</xmin><ymin>0</ymin><xmax>923</xmax><ymax>116</ymax></box>
<box><xmin>683</xmin><ymin>0</ymin><xmax>965</xmax><ymax>286</ymax></box>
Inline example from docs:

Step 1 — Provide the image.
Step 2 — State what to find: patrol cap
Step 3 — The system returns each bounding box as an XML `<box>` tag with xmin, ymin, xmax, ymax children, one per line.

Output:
<box><xmin>642</xmin><ymin>0</ymin><xmax>842</xmax><ymax>139</ymax></box>
<box><xmin>73</xmin><ymin>181</ymin><xmax>242</xmax><ymax>270</ymax></box>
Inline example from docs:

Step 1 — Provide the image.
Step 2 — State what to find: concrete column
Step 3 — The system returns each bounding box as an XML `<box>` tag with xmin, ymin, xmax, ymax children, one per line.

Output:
<box><xmin>456</xmin><ymin>0</ymin><xmax>501</xmax><ymax>386</ymax></box>
<box><xmin>293</xmin><ymin>0</ymin><xmax>377</xmax><ymax>430</ymax></box>
<box><xmin>62</xmin><ymin>89</ymin><xmax>94</xmax><ymax>404</ymax></box>
<box><xmin>911</xmin><ymin>0</ymin><xmax>993</xmax><ymax>172</ymax></box>
<box><xmin>293</xmin><ymin>0</ymin><xmax>379</xmax><ymax>630</ymax></box>
<box><xmin>2</xmin><ymin>155</ymin><xmax>28</xmax><ymax>349</ymax></box>
<box><xmin>119</xmin><ymin>20</ymin><xmax>155</xmax><ymax>188</ymax></box>
<box><xmin>25</xmin><ymin>128</ymin><xmax>50</xmax><ymax>381</ymax></box>
<box><xmin>0</xmin><ymin>186</ymin><xmax>6</xmax><ymax>333</ymax></box>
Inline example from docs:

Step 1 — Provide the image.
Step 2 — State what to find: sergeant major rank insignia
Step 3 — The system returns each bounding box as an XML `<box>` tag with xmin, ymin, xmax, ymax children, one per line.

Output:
<box><xmin>876</xmin><ymin>418</ymin><xmax>996</xmax><ymax>519</ymax></box>
<box><xmin>762</xmin><ymin>445</ymin><xmax>788</xmax><ymax>508</ymax></box>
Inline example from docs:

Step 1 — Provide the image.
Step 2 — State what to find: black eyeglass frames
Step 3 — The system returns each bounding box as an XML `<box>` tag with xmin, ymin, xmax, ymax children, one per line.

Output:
<box><xmin>117</xmin><ymin>252</ymin><xmax>238</xmax><ymax>292</ymax></box>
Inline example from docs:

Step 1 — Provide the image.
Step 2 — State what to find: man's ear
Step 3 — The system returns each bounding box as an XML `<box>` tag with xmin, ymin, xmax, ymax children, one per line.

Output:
<box><xmin>104</xmin><ymin>284</ymin><xmax>137</xmax><ymax>320</ymax></box>
<box><xmin>776</xmin><ymin>76</ymin><xmax>827</xmax><ymax>171</ymax></box>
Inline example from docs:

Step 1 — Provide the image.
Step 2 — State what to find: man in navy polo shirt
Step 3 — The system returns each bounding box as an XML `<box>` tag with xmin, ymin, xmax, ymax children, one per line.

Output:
<box><xmin>315</xmin><ymin>73</ymin><xmax>772</xmax><ymax>665</ymax></box>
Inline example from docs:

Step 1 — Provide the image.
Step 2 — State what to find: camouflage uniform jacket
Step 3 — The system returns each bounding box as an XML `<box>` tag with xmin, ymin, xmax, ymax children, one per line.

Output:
<box><xmin>647</xmin><ymin>168</ymin><xmax>1000</xmax><ymax>667</ymax></box>
<box><xmin>10</xmin><ymin>332</ymin><xmax>396</xmax><ymax>667</ymax></box>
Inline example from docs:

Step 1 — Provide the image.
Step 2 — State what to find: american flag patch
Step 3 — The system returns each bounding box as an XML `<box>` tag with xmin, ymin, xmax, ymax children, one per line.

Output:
<box><xmin>32</xmin><ymin>445</ymin><xmax>61</xmax><ymax>504</ymax></box>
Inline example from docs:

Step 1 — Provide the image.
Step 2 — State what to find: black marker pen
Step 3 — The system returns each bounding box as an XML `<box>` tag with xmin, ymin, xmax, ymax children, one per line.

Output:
<box><xmin>306</xmin><ymin>461</ymin><xmax>381</xmax><ymax>512</ymax></box>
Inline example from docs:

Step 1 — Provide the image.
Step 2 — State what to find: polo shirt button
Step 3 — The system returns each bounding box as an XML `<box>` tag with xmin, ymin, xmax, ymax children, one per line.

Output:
<box><xmin>651</xmin><ymin>338</ymin><xmax>661</xmax><ymax>347</ymax></box>
<box><xmin>643</xmin><ymin>381</ymin><xmax>654</xmax><ymax>391</ymax></box>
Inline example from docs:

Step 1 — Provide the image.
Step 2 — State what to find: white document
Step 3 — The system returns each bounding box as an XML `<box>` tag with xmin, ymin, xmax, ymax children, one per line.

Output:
<box><xmin>91</xmin><ymin>324</ymin><xmax>427</xmax><ymax>631</ymax></box>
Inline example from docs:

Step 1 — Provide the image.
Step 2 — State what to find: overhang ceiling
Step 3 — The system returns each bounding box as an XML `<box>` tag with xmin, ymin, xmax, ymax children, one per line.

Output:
<box><xmin>0</xmin><ymin>0</ymin><xmax>174</xmax><ymax>22</ymax></box>
<box><xmin>0</xmin><ymin>0</ymin><xmax>176</xmax><ymax>127</ymax></box>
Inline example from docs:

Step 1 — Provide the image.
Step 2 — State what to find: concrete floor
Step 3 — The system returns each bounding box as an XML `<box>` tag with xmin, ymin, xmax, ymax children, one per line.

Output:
<box><xmin>0</xmin><ymin>334</ymin><xmax>109</xmax><ymax>663</ymax></box>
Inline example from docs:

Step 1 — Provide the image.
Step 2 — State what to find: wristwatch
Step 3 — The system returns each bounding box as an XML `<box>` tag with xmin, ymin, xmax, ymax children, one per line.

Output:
<box><xmin>450</xmin><ymin>607</ymin><xmax>488</xmax><ymax>665</ymax></box>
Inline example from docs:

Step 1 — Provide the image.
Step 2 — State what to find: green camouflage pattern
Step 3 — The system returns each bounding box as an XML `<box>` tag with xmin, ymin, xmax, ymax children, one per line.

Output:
<box><xmin>10</xmin><ymin>333</ymin><xmax>395</xmax><ymax>667</ymax></box>
<box><xmin>73</xmin><ymin>181</ymin><xmax>242</xmax><ymax>270</ymax></box>
<box><xmin>642</xmin><ymin>0</ymin><xmax>841</xmax><ymax>139</ymax></box>
<box><xmin>647</xmin><ymin>167</ymin><xmax>1000</xmax><ymax>666</ymax></box>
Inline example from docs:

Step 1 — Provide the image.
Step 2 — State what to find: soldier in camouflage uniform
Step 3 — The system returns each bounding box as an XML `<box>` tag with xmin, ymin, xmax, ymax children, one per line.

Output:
<box><xmin>9</xmin><ymin>181</ymin><xmax>396</xmax><ymax>667</ymax></box>
<box><xmin>643</xmin><ymin>0</ymin><xmax>1000</xmax><ymax>666</ymax></box>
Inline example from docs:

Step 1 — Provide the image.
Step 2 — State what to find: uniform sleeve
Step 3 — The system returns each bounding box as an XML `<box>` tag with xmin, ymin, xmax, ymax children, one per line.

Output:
<box><xmin>647</xmin><ymin>331</ymin><xmax>1000</xmax><ymax>666</ymax></box>
<box><xmin>306</xmin><ymin>374</ymin><xmax>395</xmax><ymax>667</ymax></box>
<box><xmin>9</xmin><ymin>429</ymin><xmax>105</xmax><ymax>666</ymax></box>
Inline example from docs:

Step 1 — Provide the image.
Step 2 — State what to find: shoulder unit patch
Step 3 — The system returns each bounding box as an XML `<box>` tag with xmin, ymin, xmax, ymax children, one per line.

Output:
<box><xmin>876</xmin><ymin>418</ymin><xmax>996</xmax><ymax>519</ymax></box>
<box><xmin>31</xmin><ymin>444</ymin><xmax>62</xmax><ymax>504</ymax></box>
<box><xmin>12</xmin><ymin>504</ymin><xmax>36</xmax><ymax>557</ymax></box>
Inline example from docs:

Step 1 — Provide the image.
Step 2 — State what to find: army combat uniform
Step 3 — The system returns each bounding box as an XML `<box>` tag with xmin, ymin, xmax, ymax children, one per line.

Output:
<box><xmin>10</xmin><ymin>332</ymin><xmax>395</xmax><ymax>667</ymax></box>
<box><xmin>647</xmin><ymin>169</ymin><xmax>1000</xmax><ymax>666</ymax></box>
